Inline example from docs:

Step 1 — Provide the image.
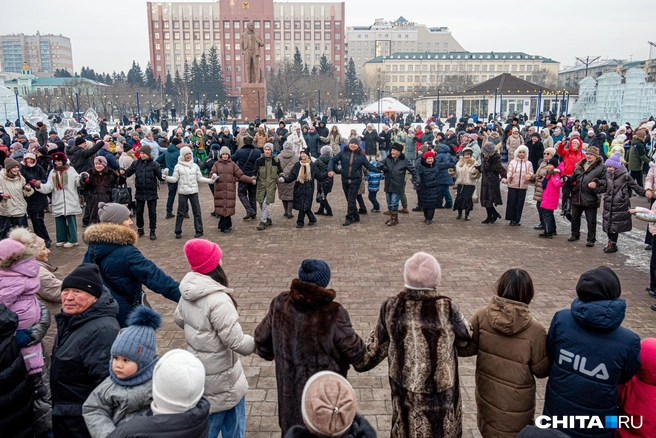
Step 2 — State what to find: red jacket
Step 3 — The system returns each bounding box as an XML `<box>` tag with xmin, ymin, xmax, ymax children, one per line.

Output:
<box><xmin>618</xmin><ymin>338</ymin><xmax>656</xmax><ymax>437</ymax></box>
<box><xmin>556</xmin><ymin>137</ymin><xmax>585</xmax><ymax>176</ymax></box>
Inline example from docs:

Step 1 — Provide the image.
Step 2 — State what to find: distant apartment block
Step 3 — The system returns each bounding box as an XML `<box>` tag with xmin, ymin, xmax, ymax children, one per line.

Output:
<box><xmin>0</xmin><ymin>32</ymin><xmax>73</xmax><ymax>75</ymax></box>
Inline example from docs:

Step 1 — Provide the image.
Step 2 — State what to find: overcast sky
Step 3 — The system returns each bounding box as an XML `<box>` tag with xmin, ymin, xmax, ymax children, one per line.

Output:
<box><xmin>3</xmin><ymin>0</ymin><xmax>654</xmax><ymax>74</ymax></box>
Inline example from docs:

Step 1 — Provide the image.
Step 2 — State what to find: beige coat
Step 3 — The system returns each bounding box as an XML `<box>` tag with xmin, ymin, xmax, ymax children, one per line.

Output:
<box><xmin>320</xmin><ymin>133</ymin><xmax>344</xmax><ymax>154</ymax></box>
<box><xmin>455</xmin><ymin>156</ymin><xmax>480</xmax><ymax>186</ymax></box>
<box><xmin>505</xmin><ymin>133</ymin><xmax>524</xmax><ymax>160</ymax></box>
<box><xmin>531</xmin><ymin>161</ymin><xmax>549</xmax><ymax>201</ymax></box>
<box><xmin>174</xmin><ymin>272</ymin><xmax>255</xmax><ymax>413</ymax></box>
<box><xmin>0</xmin><ymin>169</ymin><xmax>33</xmax><ymax>217</ymax></box>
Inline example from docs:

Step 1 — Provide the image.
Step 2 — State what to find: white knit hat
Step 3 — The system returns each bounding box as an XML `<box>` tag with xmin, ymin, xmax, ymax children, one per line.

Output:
<box><xmin>514</xmin><ymin>145</ymin><xmax>529</xmax><ymax>157</ymax></box>
<box><xmin>151</xmin><ymin>349</ymin><xmax>205</xmax><ymax>415</ymax></box>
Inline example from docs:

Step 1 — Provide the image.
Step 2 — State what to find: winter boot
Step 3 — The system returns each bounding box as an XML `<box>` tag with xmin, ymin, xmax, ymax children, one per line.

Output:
<box><xmin>257</xmin><ymin>221</ymin><xmax>267</xmax><ymax>231</ymax></box>
<box><xmin>137</xmin><ymin>228</ymin><xmax>145</xmax><ymax>237</ymax></box>
<box><xmin>387</xmin><ymin>212</ymin><xmax>399</xmax><ymax>226</ymax></box>
<box><xmin>399</xmin><ymin>207</ymin><xmax>409</xmax><ymax>214</ymax></box>
<box><xmin>149</xmin><ymin>229</ymin><xmax>157</xmax><ymax>240</ymax></box>
<box><xmin>266</xmin><ymin>218</ymin><xmax>272</xmax><ymax>227</ymax></box>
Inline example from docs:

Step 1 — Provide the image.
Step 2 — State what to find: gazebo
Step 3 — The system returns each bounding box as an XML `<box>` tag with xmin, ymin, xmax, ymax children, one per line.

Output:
<box><xmin>415</xmin><ymin>74</ymin><xmax>574</xmax><ymax>122</ymax></box>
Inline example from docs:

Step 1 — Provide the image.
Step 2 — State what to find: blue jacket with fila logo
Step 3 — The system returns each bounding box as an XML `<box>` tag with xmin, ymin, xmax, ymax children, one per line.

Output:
<box><xmin>543</xmin><ymin>298</ymin><xmax>641</xmax><ymax>438</ymax></box>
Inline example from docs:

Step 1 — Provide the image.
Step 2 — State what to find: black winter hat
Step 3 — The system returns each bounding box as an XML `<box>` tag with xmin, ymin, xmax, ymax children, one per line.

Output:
<box><xmin>75</xmin><ymin>137</ymin><xmax>87</xmax><ymax>146</ymax></box>
<box><xmin>61</xmin><ymin>263</ymin><xmax>104</xmax><ymax>298</ymax></box>
<box><xmin>576</xmin><ymin>266</ymin><xmax>621</xmax><ymax>302</ymax></box>
<box><xmin>171</xmin><ymin>138</ymin><xmax>182</xmax><ymax>146</ymax></box>
<box><xmin>391</xmin><ymin>143</ymin><xmax>404</xmax><ymax>152</ymax></box>
<box><xmin>547</xmin><ymin>157</ymin><xmax>559</xmax><ymax>167</ymax></box>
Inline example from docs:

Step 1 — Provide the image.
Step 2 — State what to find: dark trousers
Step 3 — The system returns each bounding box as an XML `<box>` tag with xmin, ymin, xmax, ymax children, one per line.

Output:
<box><xmin>282</xmin><ymin>200</ymin><xmax>293</xmax><ymax>217</ymax></box>
<box><xmin>357</xmin><ymin>194</ymin><xmax>366</xmax><ymax>211</ymax></box>
<box><xmin>437</xmin><ymin>184</ymin><xmax>453</xmax><ymax>207</ymax></box>
<box><xmin>0</xmin><ymin>215</ymin><xmax>28</xmax><ymax>240</ymax></box>
<box><xmin>368</xmin><ymin>191</ymin><xmax>380</xmax><ymax>210</ymax></box>
<box><xmin>608</xmin><ymin>232</ymin><xmax>619</xmax><ymax>243</ymax></box>
<box><xmin>424</xmin><ymin>208</ymin><xmax>435</xmax><ymax>221</ymax></box>
<box><xmin>135</xmin><ymin>199</ymin><xmax>157</xmax><ymax>230</ymax></box>
<box><xmin>82</xmin><ymin>195</ymin><xmax>91</xmax><ymax>226</ymax></box>
<box><xmin>174</xmin><ymin>193</ymin><xmax>202</xmax><ymax>235</ymax></box>
<box><xmin>218</xmin><ymin>215</ymin><xmax>232</xmax><ymax>231</ymax></box>
<box><xmin>647</xmin><ymin>198</ymin><xmax>655</xmax><ymax>245</ymax></box>
<box><xmin>238</xmin><ymin>181</ymin><xmax>257</xmax><ymax>216</ymax></box>
<box><xmin>650</xmin><ymin>243</ymin><xmax>656</xmax><ymax>289</ymax></box>
<box><xmin>505</xmin><ymin>188</ymin><xmax>527</xmax><ymax>222</ymax></box>
<box><xmin>571</xmin><ymin>205</ymin><xmax>597</xmax><ymax>242</ymax></box>
<box><xmin>631</xmin><ymin>170</ymin><xmax>644</xmax><ymax>190</ymax></box>
<box><xmin>342</xmin><ymin>181</ymin><xmax>359</xmax><ymax>221</ymax></box>
<box><xmin>166</xmin><ymin>182</ymin><xmax>186</xmax><ymax>215</ymax></box>
<box><xmin>561</xmin><ymin>183</ymin><xmax>572</xmax><ymax>215</ymax></box>
<box><xmin>297</xmin><ymin>209</ymin><xmax>316</xmax><ymax>225</ymax></box>
<box><xmin>316</xmin><ymin>198</ymin><xmax>332</xmax><ymax>215</ymax></box>
<box><xmin>486</xmin><ymin>206</ymin><xmax>499</xmax><ymax>219</ymax></box>
<box><xmin>28</xmin><ymin>210</ymin><xmax>51</xmax><ymax>244</ymax></box>
<box><xmin>536</xmin><ymin>201</ymin><xmax>544</xmax><ymax>226</ymax></box>
<box><xmin>541</xmin><ymin>209</ymin><xmax>557</xmax><ymax>234</ymax></box>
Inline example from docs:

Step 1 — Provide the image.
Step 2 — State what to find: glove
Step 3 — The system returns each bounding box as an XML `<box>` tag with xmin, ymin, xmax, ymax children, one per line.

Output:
<box><xmin>15</xmin><ymin>329</ymin><xmax>33</xmax><ymax>348</ymax></box>
<box><xmin>29</xmin><ymin>179</ymin><xmax>37</xmax><ymax>187</ymax></box>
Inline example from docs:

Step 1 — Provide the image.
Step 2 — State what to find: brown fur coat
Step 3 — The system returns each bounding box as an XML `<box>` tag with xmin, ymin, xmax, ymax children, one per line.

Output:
<box><xmin>254</xmin><ymin>279</ymin><xmax>364</xmax><ymax>436</ymax></box>
<box><xmin>354</xmin><ymin>288</ymin><xmax>473</xmax><ymax>438</ymax></box>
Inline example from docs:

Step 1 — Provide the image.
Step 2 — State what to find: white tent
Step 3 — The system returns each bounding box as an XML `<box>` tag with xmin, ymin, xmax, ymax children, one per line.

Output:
<box><xmin>360</xmin><ymin>97</ymin><xmax>413</xmax><ymax>114</ymax></box>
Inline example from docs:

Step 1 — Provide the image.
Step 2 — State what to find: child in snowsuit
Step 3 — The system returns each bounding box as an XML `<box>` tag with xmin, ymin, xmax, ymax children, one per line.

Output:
<box><xmin>83</xmin><ymin>306</ymin><xmax>162</xmax><ymax>438</ymax></box>
<box><xmin>538</xmin><ymin>158</ymin><xmax>562</xmax><ymax>239</ymax></box>
<box><xmin>365</xmin><ymin>160</ymin><xmax>383</xmax><ymax>212</ymax></box>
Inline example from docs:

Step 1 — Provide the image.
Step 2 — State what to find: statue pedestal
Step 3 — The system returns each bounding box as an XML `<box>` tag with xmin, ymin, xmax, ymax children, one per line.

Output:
<box><xmin>240</xmin><ymin>83</ymin><xmax>266</xmax><ymax>121</ymax></box>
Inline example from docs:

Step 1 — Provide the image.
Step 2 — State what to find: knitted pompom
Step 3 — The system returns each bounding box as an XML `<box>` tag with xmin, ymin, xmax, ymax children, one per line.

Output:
<box><xmin>126</xmin><ymin>306</ymin><xmax>162</xmax><ymax>330</ymax></box>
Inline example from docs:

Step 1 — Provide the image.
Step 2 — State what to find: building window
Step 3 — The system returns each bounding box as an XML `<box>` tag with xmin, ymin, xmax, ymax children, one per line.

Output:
<box><xmin>155</xmin><ymin>54</ymin><xmax>161</xmax><ymax>60</ymax></box>
<box><xmin>235</xmin><ymin>32</ymin><xmax>240</xmax><ymax>40</ymax></box>
<box><xmin>185</xmin><ymin>55</ymin><xmax>191</xmax><ymax>61</ymax></box>
<box><xmin>225</xmin><ymin>43</ymin><xmax>231</xmax><ymax>51</ymax></box>
<box><xmin>173</xmin><ymin>32</ymin><xmax>179</xmax><ymax>40</ymax></box>
<box><xmin>213</xmin><ymin>21</ymin><xmax>220</xmax><ymax>28</ymax></box>
<box><xmin>226</xmin><ymin>75</ymin><xmax>231</xmax><ymax>81</ymax></box>
<box><xmin>315</xmin><ymin>43</ymin><xmax>320</xmax><ymax>50</ymax></box>
<box><xmin>153</xmin><ymin>21</ymin><xmax>159</xmax><ymax>28</ymax></box>
<box><xmin>164</xmin><ymin>21</ymin><xmax>169</xmax><ymax>28</ymax></box>
<box><xmin>174</xmin><ymin>43</ymin><xmax>180</xmax><ymax>50</ymax></box>
<box><xmin>474</xmin><ymin>65</ymin><xmax>480</xmax><ymax>72</ymax></box>
<box><xmin>154</xmin><ymin>32</ymin><xmax>160</xmax><ymax>39</ymax></box>
<box><xmin>235</xmin><ymin>65</ymin><xmax>241</xmax><ymax>72</ymax></box>
<box><xmin>165</xmin><ymin>54</ymin><xmax>170</xmax><ymax>61</ymax></box>
<box><xmin>315</xmin><ymin>21</ymin><xmax>321</xmax><ymax>29</ymax></box>
<box><xmin>155</xmin><ymin>43</ymin><xmax>160</xmax><ymax>50</ymax></box>
<box><xmin>214</xmin><ymin>32</ymin><xmax>221</xmax><ymax>39</ymax></box>
<box><xmin>305</xmin><ymin>32</ymin><xmax>311</xmax><ymax>40</ymax></box>
<box><xmin>526</xmin><ymin>65</ymin><xmax>533</xmax><ymax>72</ymax></box>
<box><xmin>156</xmin><ymin>65</ymin><xmax>162</xmax><ymax>71</ymax></box>
<box><xmin>165</xmin><ymin>43</ymin><xmax>171</xmax><ymax>50</ymax></box>
<box><xmin>204</xmin><ymin>32</ymin><xmax>210</xmax><ymax>40</ymax></box>
<box><xmin>235</xmin><ymin>43</ymin><xmax>240</xmax><ymax>50</ymax></box>
<box><xmin>336</xmin><ymin>33</ymin><xmax>340</xmax><ymax>40</ymax></box>
<box><xmin>285</xmin><ymin>32</ymin><xmax>291</xmax><ymax>40</ymax></box>
<box><xmin>265</xmin><ymin>54</ymin><xmax>270</xmax><ymax>61</ymax></box>
<box><xmin>236</xmin><ymin>76</ymin><xmax>241</xmax><ymax>82</ymax></box>
<box><xmin>315</xmin><ymin>32</ymin><xmax>321</xmax><ymax>40</ymax></box>
<box><xmin>305</xmin><ymin>21</ymin><xmax>311</xmax><ymax>29</ymax></box>
<box><xmin>482</xmin><ymin>65</ymin><xmax>487</xmax><ymax>71</ymax></box>
<box><xmin>226</xmin><ymin>65</ymin><xmax>231</xmax><ymax>71</ymax></box>
<box><xmin>203</xmin><ymin>21</ymin><xmax>210</xmax><ymax>29</ymax></box>
<box><xmin>511</xmin><ymin>65</ymin><xmax>517</xmax><ymax>72</ymax></box>
<box><xmin>274</xmin><ymin>32</ymin><xmax>280</xmax><ymax>40</ymax></box>
<box><xmin>274</xmin><ymin>21</ymin><xmax>280</xmax><ymax>29</ymax></box>
<box><xmin>173</xmin><ymin>21</ymin><xmax>179</xmax><ymax>29</ymax></box>
<box><xmin>335</xmin><ymin>65</ymin><xmax>340</xmax><ymax>72</ymax></box>
<box><xmin>224</xmin><ymin>21</ymin><xmax>230</xmax><ymax>28</ymax></box>
<box><xmin>254</xmin><ymin>21</ymin><xmax>260</xmax><ymax>28</ymax></box>
<box><xmin>294</xmin><ymin>21</ymin><xmax>301</xmax><ymax>29</ymax></box>
<box><xmin>295</xmin><ymin>32</ymin><xmax>301</xmax><ymax>40</ymax></box>
<box><xmin>335</xmin><ymin>22</ymin><xmax>341</xmax><ymax>29</ymax></box>
<box><xmin>235</xmin><ymin>54</ymin><xmax>240</xmax><ymax>61</ymax></box>
<box><xmin>264</xmin><ymin>21</ymin><xmax>270</xmax><ymax>28</ymax></box>
<box><xmin>407</xmin><ymin>75</ymin><xmax>413</xmax><ymax>82</ymax></box>
<box><xmin>315</xmin><ymin>54</ymin><xmax>320</xmax><ymax>61</ymax></box>
<box><xmin>175</xmin><ymin>54</ymin><xmax>181</xmax><ymax>61</ymax></box>
<box><xmin>225</xmin><ymin>54</ymin><xmax>231</xmax><ymax>61</ymax></box>
<box><xmin>265</xmin><ymin>43</ymin><xmax>270</xmax><ymax>50</ymax></box>
<box><xmin>325</xmin><ymin>21</ymin><xmax>331</xmax><ymax>29</ymax></box>
<box><xmin>234</xmin><ymin>21</ymin><xmax>240</xmax><ymax>28</ymax></box>
<box><xmin>193</xmin><ymin>32</ymin><xmax>199</xmax><ymax>40</ymax></box>
<box><xmin>193</xmin><ymin>43</ymin><xmax>200</xmax><ymax>50</ymax></box>
<box><xmin>284</xmin><ymin>21</ymin><xmax>291</xmax><ymax>29</ymax></box>
<box><xmin>224</xmin><ymin>32</ymin><xmax>230</xmax><ymax>40</ymax></box>
<box><xmin>184</xmin><ymin>32</ymin><xmax>190</xmax><ymax>40</ymax></box>
<box><xmin>305</xmin><ymin>54</ymin><xmax>310</xmax><ymax>61</ymax></box>
<box><xmin>183</xmin><ymin>21</ymin><xmax>190</xmax><ymax>29</ymax></box>
<box><xmin>324</xmin><ymin>32</ymin><xmax>331</xmax><ymax>39</ymax></box>
<box><xmin>265</xmin><ymin>32</ymin><xmax>270</xmax><ymax>39</ymax></box>
<box><xmin>164</xmin><ymin>32</ymin><xmax>170</xmax><ymax>39</ymax></box>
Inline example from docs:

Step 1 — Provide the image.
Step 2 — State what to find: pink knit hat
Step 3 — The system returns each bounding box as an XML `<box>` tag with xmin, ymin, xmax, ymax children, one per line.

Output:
<box><xmin>404</xmin><ymin>252</ymin><xmax>441</xmax><ymax>290</ymax></box>
<box><xmin>183</xmin><ymin>239</ymin><xmax>222</xmax><ymax>274</ymax></box>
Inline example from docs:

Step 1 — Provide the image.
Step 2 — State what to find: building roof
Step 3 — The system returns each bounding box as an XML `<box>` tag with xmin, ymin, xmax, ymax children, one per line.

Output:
<box><xmin>558</xmin><ymin>59</ymin><xmax>622</xmax><ymax>74</ymax></box>
<box><xmin>366</xmin><ymin>51</ymin><xmax>559</xmax><ymax>64</ymax></box>
<box><xmin>3</xmin><ymin>77</ymin><xmax>106</xmax><ymax>87</ymax></box>
<box><xmin>620</xmin><ymin>60</ymin><xmax>647</xmax><ymax>69</ymax></box>
<box><xmin>396</xmin><ymin>16</ymin><xmax>408</xmax><ymax>23</ymax></box>
<box><xmin>460</xmin><ymin>73</ymin><xmax>555</xmax><ymax>96</ymax></box>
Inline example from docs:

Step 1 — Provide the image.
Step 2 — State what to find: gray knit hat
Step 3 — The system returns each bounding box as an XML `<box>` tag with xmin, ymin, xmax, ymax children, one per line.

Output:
<box><xmin>481</xmin><ymin>142</ymin><xmax>496</xmax><ymax>156</ymax></box>
<box><xmin>219</xmin><ymin>146</ymin><xmax>231</xmax><ymax>156</ymax></box>
<box><xmin>98</xmin><ymin>202</ymin><xmax>131</xmax><ymax>224</ymax></box>
<box><xmin>320</xmin><ymin>145</ymin><xmax>333</xmax><ymax>156</ymax></box>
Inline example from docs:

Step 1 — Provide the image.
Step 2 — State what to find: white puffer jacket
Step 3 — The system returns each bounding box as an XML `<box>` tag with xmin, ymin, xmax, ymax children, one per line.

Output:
<box><xmin>174</xmin><ymin>271</ymin><xmax>255</xmax><ymax>413</ymax></box>
<box><xmin>36</xmin><ymin>166</ymin><xmax>82</xmax><ymax>217</ymax></box>
<box><xmin>165</xmin><ymin>148</ymin><xmax>214</xmax><ymax>195</ymax></box>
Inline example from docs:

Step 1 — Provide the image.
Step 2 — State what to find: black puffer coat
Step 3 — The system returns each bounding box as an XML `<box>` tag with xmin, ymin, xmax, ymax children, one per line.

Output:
<box><xmin>125</xmin><ymin>158</ymin><xmax>163</xmax><ymax>201</ymax></box>
<box><xmin>602</xmin><ymin>166</ymin><xmax>645</xmax><ymax>234</ymax></box>
<box><xmin>377</xmin><ymin>153</ymin><xmax>419</xmax><ymax>194</ymax></box>
<box><xmin>107</xmin><ymin>398</ymin><xmax>210</xmax><ymax>438</ymax></box>
<box><xmin>480</xmin><ymin>152</ymin><xmax>507</xmax><ymax>208</ymax></box>
<box><xmin>82</xmin><ymin>168</ymin><xmax>121</xmax><ymax>224</ymax></box>
<box><xmin>285</xmin><ymin>415</ymin><xmax>376</xmax><ymax>438</ymax></box>
<box><xmin>328</xmin><ymin>147</ymin><xmax>380</xmax><ymax>186</ymax></box>
<box><xmin>570</xmin><ymin>157</ymin><xmax>606</xmax><ymax>208</ymax></box>
<box><xmin>0</xmin><ymin>304</ymin><xmax>33</xmax><ymax>438</ymax></box>
<box><xmin>20</xmin><ymin>162</ymin><xmax>49</xmax><ymax>212</ymax></box>
<box><xmin>282</xmin><ymin>161</ymin><xmax>327</xmax><ymax>211</ymax></box>
<box><xmin>51</xmin><ymin>289</ymin><xmax>120</xmax><ymax>438</ymax></box>
<box><xmin>315</xmin><ymin>154</ymin><xmax>334</xmax><ymax>195</ymax></box>
<box><xmin>379</xmin><ymin>130</ymin><xmax>391</xmax><ymax>151</ymax></box>
<box><xmin>65</xmin><ymin>141</ymin><xmax>105</xmax><ymax>173</ymax></box>
<box><xmin>362</xmin><ymin>129</ymin><xmax>379</xmax><ymax>156</ymax></box>
<box><xmin>416</xmin><ymin>157</ymin><xmax>443</xmax><ymax>209</ymax></box>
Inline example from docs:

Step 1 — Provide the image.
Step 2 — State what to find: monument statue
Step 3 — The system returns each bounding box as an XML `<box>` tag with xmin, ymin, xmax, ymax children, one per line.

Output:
<box><xmin>241</xmin><ymin>22</ymin><xmax>265</xmax><ymax>83</ymax></box>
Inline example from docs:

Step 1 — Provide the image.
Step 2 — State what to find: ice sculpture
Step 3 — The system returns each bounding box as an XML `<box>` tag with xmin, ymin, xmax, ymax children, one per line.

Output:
<box><xmin>0</xmin><ymin>86</ymin><xmax>31</xmax><ymax>124</ymax></box>
<box><xmin>22</xmin><ymin>107</ymin><xmax>49</xmax><ymax>139</ymax></box>
<box><xmin>54</xmin><ymin>112</ymin><xmax>83</xmax><ymax>139</ymax></box>
<box><xmin>571</xmin><ymin>68</ymin><xmax>656</xmax><ymax>126</ymax></box>
<box><xmin>83</xmin><ymin>108</ymin><xmax>100</xmax><ymax>136</ymax></box>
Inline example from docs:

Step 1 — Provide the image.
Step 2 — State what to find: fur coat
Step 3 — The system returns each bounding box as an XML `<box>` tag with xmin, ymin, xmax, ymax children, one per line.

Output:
<box><xmin>354</xmin><ymin>288</ymin><xmax>473</xmax><ymax>438</ymax></box>
<box><xmin>254</xmin><ymin>279</ymin><xmax>364</xmax><ymax>436</ymax></box>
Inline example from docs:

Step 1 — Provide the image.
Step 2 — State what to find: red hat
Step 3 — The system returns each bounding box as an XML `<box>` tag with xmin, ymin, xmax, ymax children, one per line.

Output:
<box><xmin>51</xmin><ymin>152</ymin><xmax>67</xmax><ymax>163</ymax></box>
<box><xmin>423</xmin><ymin>151</ymin><xmax>436</xmax><ymax>160</ymax></box>
<box><xmin>183</xmin><ymin>239</ymin><xmax>222</xmax><ymax>274</ymax></box>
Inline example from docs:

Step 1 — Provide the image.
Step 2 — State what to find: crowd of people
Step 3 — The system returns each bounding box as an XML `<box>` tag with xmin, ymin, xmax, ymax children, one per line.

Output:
<box><xmin>2</xmin><ymin>111</ymin><xmax>656</xmax><ymax>437</ymax></box>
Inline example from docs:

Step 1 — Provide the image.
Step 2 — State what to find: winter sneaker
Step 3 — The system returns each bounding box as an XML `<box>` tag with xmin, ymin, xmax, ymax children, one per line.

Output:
<box><xmin>568</xmin><ymin>235</ymin><xmax>579</xmax><ymax>242</ymax></box>
<box><xmin>534</xmin><ymin>224</ymin><xmax>545</xmax><ymax>230</ymax></box>
<box><xmin>150</xmin><ymin>230</ymin><xmax>157</xmax><ymax>240</ymax></box>
<box><xmin>257</xmin><ymin>222</ymin><xmax>267</xmax><ymax>230</ymax></box>
<box><xmin>296</xmin><ymin>223</ymin><xmax>304</xmax><ymax>228</ymax></box>
<box><xmin>603</xmin><ymin>242</ymin><xmax>618</xmax><ymax>253</ymax></box>
<box><xmin>56</xmin><ymin>242</ymin><xmax>65</xmax><ymax>247</ymax></box>
<box><xmin>138</xmin><ymin>228</ymin><xmax>145</xmax><ymax>237</ymax></box>
<box><xmin>538</xmin><ymin>233</ymin><xmax>553</xmax><ymax>239</ymax></box>
<box><xmin>194</xmin><ymin>232</ymin><xmax>203</xmax><ymax>238</ymax></box>
<box><xmin>646</xmin><ymin>245</ymin><xmax>653</xmax><ymax>251</ymax></box>
<box><xmin>647</xmin><ymin>288</ymin><xmax>656</xmax><ymax>298</ymax></box>
<box><xmin>314</xmin><ymin>210</ymin><xmax>324</xmax><ymax>215</ymax></box>
<box><xmin>63</xmin><ymin>242</ymin><xmax>78</xmax><ymax>248</ymax></box>
<box><xmin>456</xmin><ymin>212</ymin><xmax>462</xmax><ymax>219</ymax></box>
<box><xmin>359</xmin><ymin>208</ymin><xmax>368</xmax><ymax>215</ymax></box>
<box><xmin>399</xmin><ymin>208</ymin><xmax>409</xmax><ymax>214</ymax></box>
<box><xmin>175</xmin><ymin>233</ymin><xmax>182</xmax><ymax>239</ymax></box>
<box><xmin>266</xmin><ymin>218</ymin><xmax>272</xmax><ymax>227</ymax></box>
<box><xmin>412</xmin><ymin>206</ymin><xmax>423</xmax><ymax>212</ymax></box>
<box><xmin>308</xmin><ymin>220</ymin><xmax>317</xmax><ymax>226</ymax></box>
<box><xmin>586</xmin><ymin>241</ymin><xmax>595</xmax><ymax>247</ymax></box>
<box><xmin>371</xmin><ymin>208</ymin><xmax>380</xmax><ymax>213</ymax></box>
<box><xmin>651</xmin><ymin>303</ymin><xmax>656</xmax><ymax>312</ymax></box>
<box><xmin>166</xmin><ymin>213</ymin><xmax>175</xmax><ymax>219</ymax></box>
<box><xmin>465</xmin><ymin>215</ymin><xmax>470</xmax><ymax>221</ymax></box>
<box><xmin>424</xmin><ymin>219</ymin><xmax>432</xmax><ymax>225</ymax></box>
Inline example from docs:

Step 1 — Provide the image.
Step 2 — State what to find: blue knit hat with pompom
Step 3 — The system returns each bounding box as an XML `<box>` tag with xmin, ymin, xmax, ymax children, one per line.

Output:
<box><xmin>110</xmin><ymin>306</ymin><xmax>162</xmax><ymax>387</ymax></box>
<box><xmin>298</xmin><ymin>259</ymin><xmax>331</xmax><ymax>288</ymax></box>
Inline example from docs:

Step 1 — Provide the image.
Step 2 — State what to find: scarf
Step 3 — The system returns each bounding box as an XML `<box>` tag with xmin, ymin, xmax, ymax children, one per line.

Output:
<box><xmin>54</xmin><ymin>165</ymin><xmax>69</xmax><ymax>190</ymax></box>
<box><xmin>297</xmin><ymin>159</ymin><xmax>312</xmax><ymax>184</ymax></box>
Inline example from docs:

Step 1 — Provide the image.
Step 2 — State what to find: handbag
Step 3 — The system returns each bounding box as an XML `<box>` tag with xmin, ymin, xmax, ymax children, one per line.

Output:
<box><xmin>472</xmin><ymin>187</ymin><xmax>479</xmax><ymax>204</ymax></box>
<box><xmin>111</xmin><ymin>183</ymin><xmax>132</xmax><ymax>205</ymax></box>
<box><xmin>316</xmin><ymin>185</ymin><xmax>326</xmax><ymax>203</ymax></box>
